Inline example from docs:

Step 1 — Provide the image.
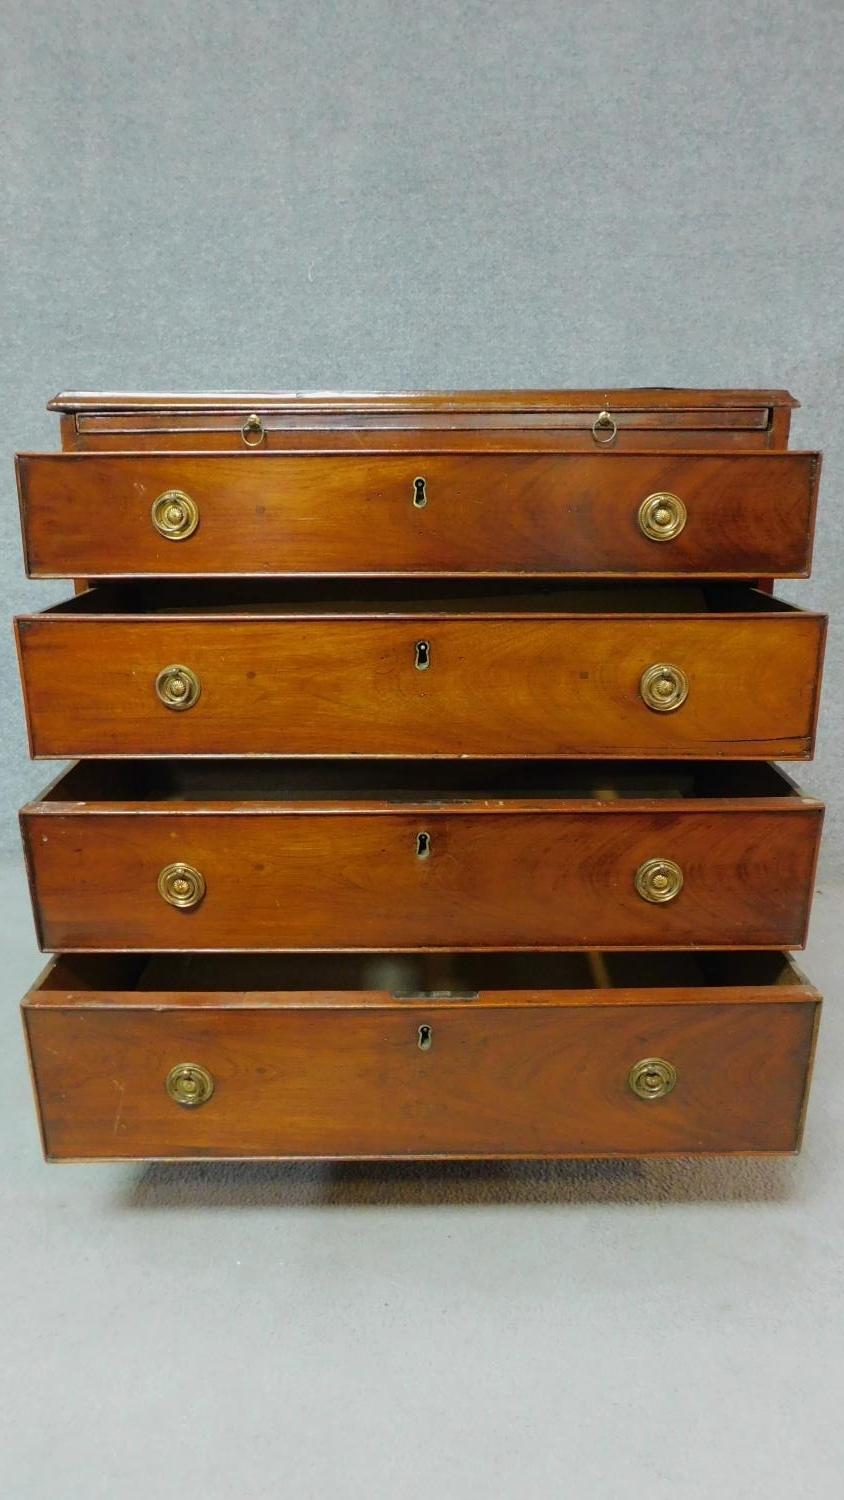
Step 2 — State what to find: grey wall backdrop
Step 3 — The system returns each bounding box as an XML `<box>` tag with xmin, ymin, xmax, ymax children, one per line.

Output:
<box><xmin>3</xmin><ymin>0</ymin><xmax>842</xmax><ymax>872</ymax></box>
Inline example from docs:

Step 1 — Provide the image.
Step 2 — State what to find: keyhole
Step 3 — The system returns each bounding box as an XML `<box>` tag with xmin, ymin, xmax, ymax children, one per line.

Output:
<box><xmin>414</xmin><ymin>639</ymin><xmax>430</xmax><ymax>671</ymax></box>
<box><xmin>418</xmin><ymin>1024</ymin><xmax>433</xmax><ymax>1051</ymax></box>
<box><xmin>412</xmin><ymin>476</ymin><xmax>427</xmax><ymax>508</ymax></box>
<box><xmin>416</xmin><ymin>830</ymin><xmax>431</xmax><ymax>859</ymax></box>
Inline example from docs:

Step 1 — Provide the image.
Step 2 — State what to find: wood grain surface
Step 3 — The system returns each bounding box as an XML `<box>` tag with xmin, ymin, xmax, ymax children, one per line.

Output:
<box><xmin>23</xmin><ymin>951</ymin><xmax>820</xmax><ymax>1159</ymax></box>
<box><xmin>17</xmin><ymin>451</ymin><xmax>820</xmax><ymax>578</ymax></box>
<box><xmin>21</xmin><ymin>771</ymin><xmax>823</xmax><ymax>950</ymax></box>
<box><xmin>15</xmin><ymin>592</ymin><xmax>826</xmax><ymax>758</ymax></box>
<box><xmin>51</xmin><ymin>389</ymin><xmax>795</xmax><ymax>452</ymax></box>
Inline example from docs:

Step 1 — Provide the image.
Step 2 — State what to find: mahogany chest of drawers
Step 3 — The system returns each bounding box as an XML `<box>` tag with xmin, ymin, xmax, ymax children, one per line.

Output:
<box><xmin>14</xmin><ymin>388</ymin><xmax>826</xmax><ymax>1161</ymax></box>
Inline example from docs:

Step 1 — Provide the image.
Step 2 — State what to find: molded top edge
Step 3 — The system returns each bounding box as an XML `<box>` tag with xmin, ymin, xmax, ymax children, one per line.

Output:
<box><xmin>48</xmin><ymin>388</ymin><xmax>800</xmax><ymax>414</ymax></box>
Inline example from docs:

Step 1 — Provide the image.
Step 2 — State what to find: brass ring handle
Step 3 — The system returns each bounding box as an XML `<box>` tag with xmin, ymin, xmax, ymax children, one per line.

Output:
<box><xmin>640</xmin><ymin>662</ymin><xmax>689</xmax><ymax>713</ymax></box>
<box><xmin>592</xmin><ymin>409</ymin><xmax>618</xmax><ymax>445</ymax></box>
<box><xmin>158</xmin><ymin>861</ymin><xmax>206</xmax><ymax>909</ymax></box>
<box><xmin>628</xmin><ymin>1057</ymin><xmax>677</xmax><ymax>1100</ymax></box>
<box><xmin>151</xmin><ymin>490</ymin><xmax>199</xmax><ymax>541</ymax></box>
<box><xmin>241</xmin><ymin>412</ymin><xmax>265</xmax><ymax>446</ymax></box>
<box><xmin>638</xmin><ymin>492</ymin><xmax>687</xmax><ymax>542</ymax></box>
<box><xmin>155</xmin><ymin>664</ymin><xmax>201</xmax><ymax>711</ymax></box>
<box><xmin>165</xmin><ymin>1062</ymin><xmax>215</xmax><ymax>1107</ymax></box>
<box><xmin>635</xmin><ymin>857</ymin><xmax>684</xmax><ymax>904</ymax></box>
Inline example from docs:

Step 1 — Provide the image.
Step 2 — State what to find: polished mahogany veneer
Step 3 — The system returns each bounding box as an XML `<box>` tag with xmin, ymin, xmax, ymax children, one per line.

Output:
<box><xmin>23</xmin><ymin>953</ymin><xmax>820</xmax><ymax>1160</ymax></box>
<box><xmin>15</xmin><ymin>583</ymin><xmax>826</xmax><ymax>760</ymax></box>
<box><xmin>12</xmin><ymin>389</ymin><xmax>827</xmax><ymax>1163</ymax></box>
<box><xmin>49</xmin><ymin>388</ymin><xmax>798</xmax><ymax>453</ymax></box>
<box><xmin>17</xmin><ymin>450</ymin><xmax>820</xmax><ymax>579</ymax></box>
<box><xmin>21</xmin><ymin>762</ymin><xmax>823</xmax><ymax>952</ymax></box>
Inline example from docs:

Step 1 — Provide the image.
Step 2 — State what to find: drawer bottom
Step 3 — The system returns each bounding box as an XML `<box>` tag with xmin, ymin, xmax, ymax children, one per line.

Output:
<box><xmin>22</xmin><ymin>953</ymin><xmax>820</xmax><ymax>1162</ymax></box>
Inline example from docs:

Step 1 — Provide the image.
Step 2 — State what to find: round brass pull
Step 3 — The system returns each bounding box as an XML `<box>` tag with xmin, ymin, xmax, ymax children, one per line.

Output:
<box><xmin>640</xmin><ymin>662</ymin><xmax>689</xmax><ymax>713</ymax></box>
<box><xmin>155</xmin><ymin>664</ymin><xmax>201</xmax><ymax>711</ymax></box>
<box><xmin>592</xmin><ymin>409</ymin><xmax>618</xmax><ymax>445</ymax></box>
<box><xmin>158</xmin><ymin>861</ymin><xmax>206</xmax><ymax>909</ymax></box>
<box><xmin>151</xmin><ymin>490</ymin><xmax>199</xmax><ymax>541</ymax></box>
<box><xmin>638</xmin><ymin>491</ymin><xmax>687</xmax><ymax>542</ymax></box>
<box><xmin>241</xmin><ymin>412</ymin><xmax>265</xmax><ymax>446</ymax></box>
<box><xmin>166</xmin><ymin>1062</ymin><xmax>214</xmax><ymax>1108</ymax></box>
<box><xmin>629</xmin><ymin>1057</ymin><xmax>677</xmax><ymax>1101</ymax></box>
<box><xmin>635</xmin><ymin>857</ymin><xmax>684</xmax><ymax>904</ymax></box>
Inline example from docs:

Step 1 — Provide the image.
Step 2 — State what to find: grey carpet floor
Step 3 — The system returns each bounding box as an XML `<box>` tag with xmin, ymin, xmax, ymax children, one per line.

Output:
<box><xmin>1</xmin><ymin>852</ymin><xmax>842</xmax><ymax>1499</ymax></box>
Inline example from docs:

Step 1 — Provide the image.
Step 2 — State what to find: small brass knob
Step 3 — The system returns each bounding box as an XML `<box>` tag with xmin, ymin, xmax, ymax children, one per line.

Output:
<box><xmin>158</xmin><ymin>862</ymin><xmax>206</xmax><ymax>909</ymax></box>
<box><xmin>151</xmin><ymin>490</ymin><xmax>199</xmax><ymax>541</ymax></box>
<box><xmin>635</xmin><ymin>857</ymin><xmax>684</xmax><ymax>904</ymax></box>
<box><xmin>165</xmin><ymin>1062</ymin><xmax>214</xmax><ymax>1107</ymax></box>
<box><xmin>629</xmin><ymin>1058</ymin><xmax>677</xmax><ymax>1101</ymax></box>
<box><xmin>638</xmin><ymin>492</ymin><xmax>687</xmax><ymax>542</ymax></box>
<box><xmin>592</xmin><ymin>408</ymin><xmax>618</xmax><ymax>445</ymax></box>
<box><xmin>241</xmin><ymin>412</ymin><xmax>265</xmax><ymax>446</ymax></box>
<box><xmin>155</xmin><ymin>664</ymin><xmax>201</xmax><ymax>711</ymax></box>
<box><xmin>640</xmin><ymin>662</ymin><xmax>689</xmax><ymax>713</ymax></box>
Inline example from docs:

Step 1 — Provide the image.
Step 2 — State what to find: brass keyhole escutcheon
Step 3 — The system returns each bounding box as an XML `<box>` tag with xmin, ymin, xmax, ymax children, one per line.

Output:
<box><xmin>418</xmin><ymin>1024</ymin><xmax>433</xmax><ymax>1051</ymax></box>
<box><xmin>639</xmin><ymin>662</ymin><xmax>689</xmax><ymax>713</ymax></box>
<box><xmin>412</xmin><ymin>476</ymin><xmax>427</xmax><ymax>508</ymax></box>
<box><xmin>635</xmin><ymin>857</ymin><xmax>684</xmax><ymax>904</ymax></box>
<box><xmin>592</xmin><ymin>409</ymin><xmax>618</xmax><ymax>445</ymax></box>
<box><xmin>416</xmin><ymin>831</ymin><xmax>431</xmax><ymax>859</ymax></box>
<box><xmin>155</xmin><ymin>664</ymin><xmax>201</xmax><ymax>711</ymax></box>
<box><xmin>158</xmin><ymin>861</ymin><xmax>206</xmax><ymax>909</ymax></box>
<box><xmin>638</xmin><ymin>492</ymin><xmax>687</xmax><ymax>542</ymax></box>
<box><xmin>151</xmin><ymin>490</ymin><xmax>199</xmax><ymax>541</ymax></box>
<box><xmin>241</xmin><ymin>412</ymin><xmax>265</xmax><ymax>446</ymax></box>
<box><xmin>628</xmin><ymin>1057</ymin><xmax>677</xmax><ymax>1101</ymax></box>
<box><xmin>165</xmin><ymin>1062</ymin><xmax>215</xmax><ymax>1107</ymax></box>
<box><xmin>415</xmin><ymin>639</ymin><xmax>431</xmax><ymax>671</ymax></box>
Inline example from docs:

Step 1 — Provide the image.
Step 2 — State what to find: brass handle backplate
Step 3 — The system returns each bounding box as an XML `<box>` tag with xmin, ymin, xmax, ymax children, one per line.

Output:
<box><xmin>635</xmin><ymin>857</ymin><xmax>684</xmax><ymax>904</ymax></box>
<box><xmin>592</xmin><ymin>409</ymin><xmax>618</xmax><ymax>445</ymax></box>
<box><xmin>640</xmin><ymin>662</ymin><xmax>689</xmax><ymax>713</ymax></box>
<box><xmin>638</xmin><ymin>492</ymin><xmax>687</xmax><ymax>542</ymax></box>
<box><xmin>155</xmin><ymin>664</ymin><xmax>201</xmax><ymax>711</ymax></box>
<box><xmin>151</xmin><ymin>490</ymin><xmax>199</xmax><ymax>541</ymax></box>
<box><xmin>158</xmin><ymin>861</ymin><xmax>206</xmax><ymax>909</ymax></box>
<box><xmin>241</xmin><ymin>412</ymin><xmax>265</xmax><ymax>446</ymax></box>
<box><xmin>629</xmin><ymin>1057</ymin><xmax>677</xmax><ymax>1101</ymax></box>
<box><xmin>166</xmin><ymin>1062</ymin><xmax>215</xmax><ymax>1107</ymax></box>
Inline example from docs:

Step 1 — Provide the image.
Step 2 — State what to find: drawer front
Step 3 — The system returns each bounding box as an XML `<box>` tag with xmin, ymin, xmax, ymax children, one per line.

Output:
<box><xmin>24</xmin><ymin>994</ymin><xmax>818</xmax><ymax>1159</ymax></box>
<box><xmin>17</xmin><ymin>614</ymin><xmax>825</xmax><ymax>759</ymax></box>
<box><xmin>18</xmin><ymin>452</ymin><xmax>819</xmax><ymax>577</ymax></box>
<box><xmin>23</xmin><ymin>806</ymin><xmax>822</xmax><ymax>951</ymax></box>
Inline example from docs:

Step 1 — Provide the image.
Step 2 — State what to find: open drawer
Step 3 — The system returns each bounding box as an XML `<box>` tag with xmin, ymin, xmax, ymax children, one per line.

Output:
<box><xmin>22</xmin><ymin>951</ymin><xmax>821</xmax><ymax>1161</ymax></box>
<box><xmin>15</xmin><ymin>582</ymin><xmax>827</xmax><ymax>759</ymax></box>
<box><xmin>21</xmin><ymin>761</ymin><xmax>823</xmax><ymax>952</ymax></box>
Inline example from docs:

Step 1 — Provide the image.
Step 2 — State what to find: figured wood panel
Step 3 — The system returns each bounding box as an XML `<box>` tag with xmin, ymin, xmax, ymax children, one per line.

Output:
<box><xmin>18</xmin><ymin>452</ymin><xmax>819</xmax><ymax>578</ymax></box>
<box><xmin>22</xmin><ymin>805</ymin><xmax>822</xmax><ymax>951</ymax></box>
<box><xmin>16</xmin><ymin>611</ymin><xmax>825</xmax><ymax>759</ymax></box>
<box><xmin>24</xmin><ymin>994</ymin><xmax>818</xmax><ymax>1159</ymax></box>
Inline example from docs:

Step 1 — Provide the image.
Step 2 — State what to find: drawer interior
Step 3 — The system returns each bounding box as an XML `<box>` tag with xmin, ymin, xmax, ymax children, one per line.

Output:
<box><xmin>34</xmin><ymin>759</ymin><xmax>805</xmax><ymax>807</ymax></box>
<box><xmin>32</xmin><ymin>950</ymin><xmax>810</xmax><ymax>1002</ymax></box>
<box><xmin>45</xmin><ymin>581</ymin><xmax>805</xmax><ymax>619</ymax></box>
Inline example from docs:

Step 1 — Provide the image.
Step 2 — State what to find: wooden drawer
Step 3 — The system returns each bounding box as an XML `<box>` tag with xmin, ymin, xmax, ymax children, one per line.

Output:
<box><xmin>16</xmin><ymin>451</ymin><xmax>820</xmax><ymax>579</ymax></box>
<box><xmin>51</xmin><ymin>388</ymin><xmax>797</xmax><ymax>453</ymax></box>
<box><xmin>15</xmin><ymin>584</ymin><xmax>826</xmax><ymax>760</ymax></box>
<box><xmin>22</xmin><ymin>952</ymin><xmax>820</xmax><ymax>1160</ymax></box>
<box><xmin>21</xmin><ymin>762</ymin><xmax>823</xmax><ymax>952</ymax></box>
